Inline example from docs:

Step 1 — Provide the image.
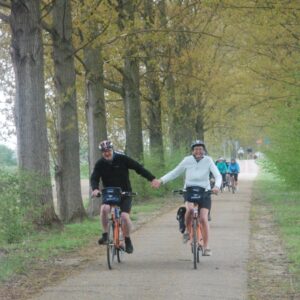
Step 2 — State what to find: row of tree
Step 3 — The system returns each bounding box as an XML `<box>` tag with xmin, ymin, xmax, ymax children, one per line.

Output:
<box><xmin>0</xmin><ymin>0</ymin><xmax>299</xmax><ymax>225</ymax></box>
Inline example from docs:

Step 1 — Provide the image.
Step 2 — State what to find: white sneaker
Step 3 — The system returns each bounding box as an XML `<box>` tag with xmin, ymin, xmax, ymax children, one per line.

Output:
<box><xmin>202</xmin><ymin>248</ymin><xmax>212</xmax><ymax>256</ymax></box>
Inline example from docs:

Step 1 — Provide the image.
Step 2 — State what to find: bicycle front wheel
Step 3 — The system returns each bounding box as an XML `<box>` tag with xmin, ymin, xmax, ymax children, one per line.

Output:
<box><xmin>107</xmin><ymin>220</ymin><xmax>116</xmax><ymax>270</ymax></box>
<box><xmin>192</xmin><ymin>219</ymin><xmax>197</xmax><ymax>269</ymax></box>
<box><xmin>117</xmin><ymin>224</ymin><xmax>124</xmax><ymax>263</ymax></box>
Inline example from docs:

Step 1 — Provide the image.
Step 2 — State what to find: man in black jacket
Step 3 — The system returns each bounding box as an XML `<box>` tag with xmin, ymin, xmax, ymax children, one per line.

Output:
<box><xmin>91</xmin><ymin>140</ymin><xmax>159</xmax><ymax>253</ymax></box>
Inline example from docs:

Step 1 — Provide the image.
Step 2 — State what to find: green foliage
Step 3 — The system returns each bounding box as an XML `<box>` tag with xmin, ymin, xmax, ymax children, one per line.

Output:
<box><xmin>263</xmin><ymin>102</ymin><xmax>300</xmax><ymax>188</ymax></box>
<box><xmin>0</xmin><ymin>144</ymin><xmax>17</xmax><ymax>166</ymax></box>
<box><xmin>0</xmin><ymin>169</ymin><xmax>52</xmax><ymax>244</ymax></box>
<box><xmin>0</xmin><ymin>169</ymin><xmax>32</xmax><ymax>244</ymax></box>
<box><xmin>80</xmin><ymin>163</ymin><xmax>89</xmax><ymax>179</ymax></box>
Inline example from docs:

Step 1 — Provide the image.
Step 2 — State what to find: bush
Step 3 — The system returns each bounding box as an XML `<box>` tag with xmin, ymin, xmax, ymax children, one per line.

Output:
<box><xmin>263</xmin><ymin>103</ymin><xmax>300</xmax><ymax>188</ymax></box>
<box><xmin>0</xmin><ymin>169</ymin><xmax>48</xmax><ymax>244</ymax></box>
<box><xmin>0</xmin><ymin>170</ymin><xmax>32</xmax><ymax>243</ymax></box>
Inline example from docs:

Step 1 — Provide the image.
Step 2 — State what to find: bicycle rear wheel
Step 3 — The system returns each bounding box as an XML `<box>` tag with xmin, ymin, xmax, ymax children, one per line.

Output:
<box><xmin>107</xmin><ymin>220</ymin><xmax>116</xmax><ymax>270</ymax></box>
<box><xmin>192</xmin><ymin>219</ymin><xmax>197</xmax><ymax>269</ymax></box>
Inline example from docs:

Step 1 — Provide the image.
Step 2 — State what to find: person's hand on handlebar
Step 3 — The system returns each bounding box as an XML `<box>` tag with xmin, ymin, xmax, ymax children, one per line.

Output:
<box><xmin>211</xmin><ymin>187</ymin><xmax>219</xmax><ymax>195</ymax></box>
<box><xmin>92</xmin><ymin>189</ymin><xmax>101</xmax><ymax>197</ymax></box>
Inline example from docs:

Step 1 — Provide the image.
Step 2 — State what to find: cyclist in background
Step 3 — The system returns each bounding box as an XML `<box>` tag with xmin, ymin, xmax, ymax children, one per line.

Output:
<box><xmin>91</xmin><ymin>140</ymin><xmax>158</xmax><ymax>254</ymax></box>
<box><xmin>228</xmin><ymin>158</ymin><xmax>240</xmax><ymax>191</ymax></box>
<box><xmin>216</xmin><ymin>157</ymin><xmax>228</xmax><ymax>189</ymax></box>
<box><xmin>152</xmin><ymin>140</ymin><xmax>221</xmax><ymax>256</ymax></box>
<box><xmin>237</xmin><ymin>147</ymin><xmax>244</xmax><ymax>160</ymax></box>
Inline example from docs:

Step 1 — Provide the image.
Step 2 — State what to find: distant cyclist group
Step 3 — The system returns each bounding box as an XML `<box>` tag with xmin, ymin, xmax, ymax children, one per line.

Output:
<box><xmin>90</xmin><ymin>139</ymin><xmax>241</xmax><ymax>260</ymax></box>
<box><xmin>215</xmin><ymin>157</ymin><xmax>240</xmax><ymax>192</ymax></box>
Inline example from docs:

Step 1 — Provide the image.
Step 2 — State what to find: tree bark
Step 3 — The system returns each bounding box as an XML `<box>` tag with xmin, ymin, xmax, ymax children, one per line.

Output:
<box><xmin>115</xmin><ymin>0</ymin><xmax>144</xmax><ymax>162</ymax></box>
<box><xmin>165</xmin><ymin>71</ymin><xmax>181</xmax><ymax>152</ymax></box>
<box><xmin>84</xmin><ymin>46</ymin><xmax>107</xmax><ymax>216</ymax></box>
<box><xmin>143</xmin><ymin>0</ymin><xmax>164</xmax><ymax>164</ymax></box>
<box><xmin>123</xmin><ymin>51</ymin><xmax>143</xmax><ymax>161</ymax></box>
<box><xmin>52</xmin><ymin>0</ymin><xmax>85</xmax><ymax>222</ymax></box>
<box><xmin>145</xmin><ymin>71</ymin><xmax>164</xmax><ymax>163</ymax></box>
<box><xmin>10</xmin><ymin>0</ymin><xmax>59</xmax><ymax>225</ymax></box>
<box><xmin>158</xmin><ymin>0</ymin><xmax>181</xmax><ymax>152</ymax></box>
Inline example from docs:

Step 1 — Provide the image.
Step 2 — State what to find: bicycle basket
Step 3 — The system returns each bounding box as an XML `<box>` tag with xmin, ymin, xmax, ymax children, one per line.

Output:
<box><xmin>185</xmin><ymin>186</ymin><xmax>206</xmax><ymax>203</ymax></box>
<box><xmin>102</xmin><ymin>187</ymin><xmax>122</xmax><ymax>205</ymax></box>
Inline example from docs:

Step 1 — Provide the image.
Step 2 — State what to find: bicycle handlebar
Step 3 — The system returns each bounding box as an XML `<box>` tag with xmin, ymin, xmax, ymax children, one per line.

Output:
<box><xmin>172</xmin><ymin>189</ymin><xmax>185</xmax><ymax>195</ymax></box>
<box><xmin>94</xmin><ymin>190</ymin><xmax>137</xmax><ymax>198</ymax></box>
<box><xmin>172</xmin><ymin>189</ymin><xmax>215</xmax><ymax>195</ymax></box>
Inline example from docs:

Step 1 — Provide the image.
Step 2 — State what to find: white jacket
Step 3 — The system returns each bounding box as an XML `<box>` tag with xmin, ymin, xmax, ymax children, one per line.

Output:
<box><xmin>160</xmin><ymin>155</ymin><xmax>222</xmax><ymax>190</ymax></box>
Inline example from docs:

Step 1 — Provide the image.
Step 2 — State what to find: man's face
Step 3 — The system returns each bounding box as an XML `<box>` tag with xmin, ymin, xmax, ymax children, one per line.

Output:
<box><xmin>192</xmin><ymin>145</ymin><xmax>205</xmax><ymax>159</ymax></box>
<box><xmin>102</xmin><ymin>149</ymin><xmax>113</xmax><ymax>161</ymax></box>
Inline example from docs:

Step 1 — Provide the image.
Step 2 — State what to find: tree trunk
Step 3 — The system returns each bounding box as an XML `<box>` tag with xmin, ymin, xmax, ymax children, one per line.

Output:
<box><xmin>123</xmin><ymin>52</ymin><xmax>143</xmax><ymax>161</ymax></box>
<box><xmin>146</xmin><ymin>73</ymin><xmax>164</xmax><ymax>164</ymax></box>
<box><xmin>158</xmin><ymin>0</ymin><xmax>181</xmax><ymax>153</ymax></box>
<box><xmin>84</xmin><ymin>46</ymin><xmax>107</xmax><ymax>216</ymax></box>
<box><xmin>10</xmin><ymin>0</ymin><xmax>59</xmax><ymax>225</ymax></box>
<box><xmin>195</xmin><ymin>93</ymin><xmax>205</xmax><ymax>141</ymax></box>
<box><xmin>165</xmin><ymin>71</ymin><xmax>181</xmax><ymax>152</ymax></box>
<box><xmin>116</xmin><ymin>0</ymin><xmax>143</xmax><ymax>162</ymax></box>
<box><xmin>143</xmin><ymin>0</ymin><xmax>164</xmax><ymax>165</ymax></box>
<box><xmin>52</xmin><ymin>0</ymin><xmax>85</xmax><ymax>222</ymax></box>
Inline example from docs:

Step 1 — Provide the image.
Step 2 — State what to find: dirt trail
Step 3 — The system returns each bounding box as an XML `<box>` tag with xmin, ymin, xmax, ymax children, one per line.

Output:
<box><xmin>30</xmin><ymin>160</ymin><xmax>257</xmax><ymax>300</ymax></box>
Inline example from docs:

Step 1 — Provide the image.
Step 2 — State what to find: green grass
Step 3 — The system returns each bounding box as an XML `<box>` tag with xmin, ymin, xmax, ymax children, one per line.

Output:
<box><xmin>254</xmin><ymin>172</ymin><xmax>300</xmax><ymax>290</ymax></box>
<box><xmin>0</xmin><ymin>199</ymin><xmax>166</xmax><ymax>282</ymax></box>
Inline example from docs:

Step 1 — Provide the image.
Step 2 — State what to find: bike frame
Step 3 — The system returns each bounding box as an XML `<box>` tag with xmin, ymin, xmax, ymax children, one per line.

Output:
<box><xmin>110</xmin><ymin>206</ymin><xmax>122</xmax><ymax>248</ymax></box>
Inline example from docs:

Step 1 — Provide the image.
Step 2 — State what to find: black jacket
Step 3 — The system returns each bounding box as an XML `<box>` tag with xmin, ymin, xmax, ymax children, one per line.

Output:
<box><xmin>90</xmin><ymin>152</ymin><xmax>155</xmax><ymax>192</ymax></box>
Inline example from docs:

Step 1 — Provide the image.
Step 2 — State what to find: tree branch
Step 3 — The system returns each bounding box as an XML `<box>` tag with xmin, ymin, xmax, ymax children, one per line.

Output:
<box><xmin>0</xmin><ymin>0</ymin><xmax>10</xmax><ymax>9</ymax></box>
<box><xmin>103</xmin><ymin>80</ymin><xmax>123</xmax><ymax>95</ymax></box>
<box><xmin>74</xmin><ymin>54</ymin><xmax>87</xmax><ymax>71</ymax></box>
<box><xmin>41</xmin><ymin>20</ymin><xmax>55</xmax><ymax>36</ymax></box>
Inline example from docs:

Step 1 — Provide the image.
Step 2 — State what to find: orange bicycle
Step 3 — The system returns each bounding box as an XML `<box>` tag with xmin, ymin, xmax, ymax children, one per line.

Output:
<box><xmin>100</xmin><ymin>187</ymin><xmax>136</xmax><ymax>270</ymax></box>
<box><xmin>174</xmin><ymin>188</ymin><xmax>211</xmax><ymax>269</ymax></box>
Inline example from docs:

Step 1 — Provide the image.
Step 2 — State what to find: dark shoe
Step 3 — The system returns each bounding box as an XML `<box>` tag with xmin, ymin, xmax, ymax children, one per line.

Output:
<box><xmin>125</xmin><ymin>237</ymin><xmax>134</xmax><ymax>254</ymax></box>
<box><xmin>176</xmin><ymin>206</ymin><xmax>186</xmax><ymax>233</ymax></box>
<box><xmin>98</xmin><ymin>232</ymin><xmax>108</xmax><ymax>245</ymax></box>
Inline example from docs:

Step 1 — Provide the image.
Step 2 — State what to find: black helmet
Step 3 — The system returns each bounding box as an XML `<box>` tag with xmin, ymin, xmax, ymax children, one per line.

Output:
<box><xmin>191</xmin><ymin>140</ymin><xmax>206</xmax><ymax>150</ymax></box>
<box><xmin>99</xmin><ymin>140</ymin><xmax>113</xmax><ymax>151</ymax></box>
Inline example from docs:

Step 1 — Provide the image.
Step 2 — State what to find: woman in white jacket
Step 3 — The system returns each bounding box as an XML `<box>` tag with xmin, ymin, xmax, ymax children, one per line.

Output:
<box><xmin>152</xmin><ymin>140</ymin><xmax>221</xmax><ymax>256</ymax></box>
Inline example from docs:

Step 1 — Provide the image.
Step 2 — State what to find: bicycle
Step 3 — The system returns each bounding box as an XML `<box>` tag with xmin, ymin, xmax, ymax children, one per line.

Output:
<box><xmin>223</xmin><ymin>173</ymin><xmax>231</xmax><ymax>192</ymax></box>
<box><xmin>99</xmin><ymin>187</ymin><xmax>136</xmax><ymax>270</ymax></box>
<box><xmin>229</xmin><ymin>173</ymin><xmax>237</xmax><ymax>194</ymax></box>
<box><xmin>174</xmin><ymin>188</ymin><xmax>212</xmax><ymax>269</ymax></box>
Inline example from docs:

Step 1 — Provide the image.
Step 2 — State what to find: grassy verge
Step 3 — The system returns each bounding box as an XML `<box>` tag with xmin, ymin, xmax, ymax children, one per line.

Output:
<box><xmin>252</xmin><ymin>172</ymin><xmax>300</xmax><ymax>293</ymax></box>
<box><xmin>0</xmin><ymin>197</ymin><xmax>172</xmax><ymax>283</ymax></box>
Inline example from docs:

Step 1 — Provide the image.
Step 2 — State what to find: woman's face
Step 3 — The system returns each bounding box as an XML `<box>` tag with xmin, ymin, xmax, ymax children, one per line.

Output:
<box><xmin>192</xmin><ymin>146</ymin><xmax>205</xmax><ymax>159</ymax></box>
